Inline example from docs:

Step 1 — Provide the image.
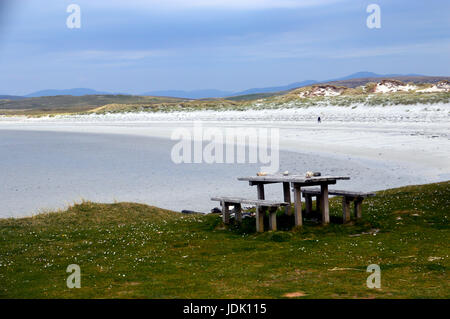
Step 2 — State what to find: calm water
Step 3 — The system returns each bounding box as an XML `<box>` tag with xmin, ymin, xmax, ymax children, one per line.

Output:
<box><xmin>0</xmin><ymin>129</ymin><xmax>430</xmax><ymax>218</ymax></box>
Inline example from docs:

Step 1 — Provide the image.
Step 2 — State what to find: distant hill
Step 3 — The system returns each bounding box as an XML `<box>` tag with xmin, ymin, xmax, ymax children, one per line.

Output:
<box><xmin>141</xmin><ymin>89</ymin><xmax>232</xmax><ymax>99</ymax></box>
<box><xmin>0</xmin><ymin>95</ymin><xmax>25</xmax><ymax>100</ymax></box>
<box><xmin>3</xmin><ymin>72</ymin><xmax>447</xmax><ymax>101</ymax></box>
<box><xmin>1</xmin><ymin>73</ymin><xmax>449</xmax><ymax>116</ymax></box>
<box><xmin>231</xmin><ymin>80</ymin><xmax>317</xmax><ymax>97</ymax></box>
<box><xmin>25</xmin><ymin>88</ymin><xmax>114</xmax><ymax>97</ymax></box>
<box><xmin>142</xmin><ymin>73</ymin><xmax>425</xmax><ymax>98</ymax></box>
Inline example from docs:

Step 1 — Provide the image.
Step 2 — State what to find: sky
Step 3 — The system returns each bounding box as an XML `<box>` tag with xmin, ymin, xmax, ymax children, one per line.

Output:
<box><xmin>0</xmin><ymin>0</ymin><xmax>449</xmax><ymax>95</ymax></box>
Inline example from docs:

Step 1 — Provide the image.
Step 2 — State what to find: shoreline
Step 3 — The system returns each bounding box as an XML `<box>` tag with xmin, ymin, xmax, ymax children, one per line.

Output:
<box><xmin>1</xmin><ymin>179</ymin><xmax>448</xmax><ymax>221</ymax></box>
<box><xmin>1</xmin><ymin>115</ymin><xmax>449</xmax><ymax>176</ymax></box>
<box><xmin>1</xmin><ymin>105</ymin><xmax>449</xmax><ymax>218</ymax></box>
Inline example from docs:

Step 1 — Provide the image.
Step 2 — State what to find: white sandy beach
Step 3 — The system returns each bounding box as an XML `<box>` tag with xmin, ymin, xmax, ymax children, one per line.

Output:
<box><xmin>0</xmin><ymin>104</ymin><xmax>449</xmax><ymax>217</ymax></box>
<box><xmin>1</xmin><ymin>104</ymin><xmax>449</xmax><ymax>173</ymax></box>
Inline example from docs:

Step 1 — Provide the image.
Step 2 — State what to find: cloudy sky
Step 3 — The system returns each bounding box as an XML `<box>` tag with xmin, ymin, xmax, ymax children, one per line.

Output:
<box><xmin>0</xmin><ymin>0</ymin><xmax>449</xmax><ymax>95</ymax></box>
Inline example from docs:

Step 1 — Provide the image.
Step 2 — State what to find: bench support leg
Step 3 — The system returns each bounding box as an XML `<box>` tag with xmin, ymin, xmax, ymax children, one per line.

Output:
<box><xmin>256</xmin><ymin>184</ymin><xmax>266</xmax><ymax>232</ymax></box>
<box><xmin>342</xmin><ymin>197</ymin><xmax>351</xmax><ymax>223</ymax></box>
<box><xmin>256</xmin><ymin>205</ymin><xmax>265</xmax><ymax>232</ymax></box>
<box><xmin>268</xmin><ymin>207</ymin><xmax>277</xmax><ymax>231</ymax></box>
<box><xmin>321</xmin><ymin>184</ymin><xmax>330</xmax><ymax>225</ymax></box>
<box><xmin>235</xmin><ymin>204</ymin><xmax>242</xmax><ymax>223</ymax></box>
<box><xmin>283</xmin><ymin>182</ymin><xmax>292</xmax><ymax>215</ymax></box>
<box><xmin>316</xmin><ymin>195</ymin><xmax>322</xmax><ymax>213</ymax></box>
<box><xmin>221</xmin><ymin>201</ymin><xmax>230</xmax><ymax>224</ymax></box>
<box><xmin>293</xmin><ymin>184</ymin><xmax>303</xmax><ymax>227</ymax></box>
<box><xmin>354</xmin><ymin>198</ymin><xmax>363</xmax><ymax>220</ymax></box>
<box><xmin>305</xmin><ymin>194</ymin><xmax>312</xmax><ymax>215</ymax></box>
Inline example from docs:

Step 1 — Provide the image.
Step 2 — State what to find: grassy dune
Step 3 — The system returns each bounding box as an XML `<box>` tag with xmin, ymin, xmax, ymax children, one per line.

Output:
<box><xmin>1</xmin><ymin>82</ymin><xmax>449</xmax><ymax>116</ymax></box>
<box><xmin>0</xmin><ymin>182</ymin><xmax>449</xmax><ymax>298</ymax></box>
<box><xmin>0</xmin><ymin>95</ymin><xmax>186</xmax><ymax>116</ymax></box>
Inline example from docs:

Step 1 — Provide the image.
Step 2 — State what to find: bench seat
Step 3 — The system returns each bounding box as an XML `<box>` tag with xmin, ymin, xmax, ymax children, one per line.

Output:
<box><xmin>302</xmin><ymin>188</ymin><xmax>375</xmax><ymax>199</ymax></box>
<box><xmin>301</xmin><ymin>188</ymin><xmax>376</xmax><ymax>223</ymax></box>
<box><xmin>211</xmin><ymin>197</ymin><xmax>288</xmax><ymax>232</ymax></box>
<box><xmin>210</xmin><ymin>197</ymin><xmax>288</xmax><ymax>207</ymax></box>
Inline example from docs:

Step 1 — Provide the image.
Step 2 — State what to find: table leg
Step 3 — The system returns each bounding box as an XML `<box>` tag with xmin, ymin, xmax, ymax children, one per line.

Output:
<box><xmin>221</xmin><ymin>201</ymin><xmax>230</xmax><ymax>224</ymax></box>
<box><xmin>269</xmin><ymin>207</ymin><xmax>277</xmax><ymax>231</ymax></box>
<box><xmin>256</xmin><ymin>183</ymin><xmax>266</xmax><ymax>231</ymax></box>
<box><xmin>354</xmin><ymin>198</ymin><xmax>363</xmax><ymax>219</ymax></box>
<box><xmin>305</xmin><ymin>194</ymin><xmax>312</xmax><ymax>215</ymax></box>
<box><xmin>283</xmin><ymin>182</ymin><xmax>292</xmax><ymax>215</ymax></box>
<box><xmin>257</xmin><ymin>183</ymin><xmax>265</xmax><ymax>200</ymax></box>
<box><xmin>235</xmin><ymin>204</ymin><xmax>242</xmax><ymax>223</ymax></box>
<box><xmin>320</xmin><ymin>184</ymin><xmax>330</xmax><ymax>225</ymax></box>
<box><xmin>293</xmin><ymin>184</ymin><xmax>303</xmax><ymax>226</ymax></box>
<box><xmin>256</xmin><ymin>205</ymin><xmax>264</xmax><ymax>232</ymax></box>
<box><xmin>316</xmin><ymin>195</ymin><xmax>322</xmax><ymax>213</ymax></box>
<box><xmin>342</xmin><ymin>197</ymin><xmax>351</xmax><ymax>223</ymax></box>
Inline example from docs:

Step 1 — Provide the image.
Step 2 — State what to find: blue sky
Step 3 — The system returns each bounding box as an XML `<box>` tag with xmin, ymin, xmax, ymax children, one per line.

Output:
<box><xmin>0</xmin><ymin>0</ymin><xmax>449</xmax><ymax>95</ymax></box>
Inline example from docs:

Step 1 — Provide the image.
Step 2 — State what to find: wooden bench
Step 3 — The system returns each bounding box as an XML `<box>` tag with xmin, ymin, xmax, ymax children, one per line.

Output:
<box><xmin>211</xmin><ymin>197</ymin><xmax>288</xmax><ymax>232</ymax></box>
<box><xmin>301</xmin><ymin>189</ymin><xmax>376</xmax><ymax>223</ymax></box>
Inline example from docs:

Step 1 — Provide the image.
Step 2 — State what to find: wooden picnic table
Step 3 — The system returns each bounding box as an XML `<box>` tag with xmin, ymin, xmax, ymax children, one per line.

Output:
<box><xmin>237</xmin><ymin>175</ymin><xmax>350</xmax><ymax>226</ymax></box>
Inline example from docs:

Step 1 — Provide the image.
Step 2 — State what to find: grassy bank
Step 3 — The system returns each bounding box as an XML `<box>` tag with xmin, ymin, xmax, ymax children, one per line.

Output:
<box><xmin>0</xmin><ymin>182</ymin><xmax>448</xmax><ymax>298</ymax></box>
<box><xmin>1</xmin><ymin>86</ymin><xmax>449</xmax><ymax>116</ymax></box>
<box><xmin>85</xmin><ymin>91</ymin><xmax>450</xmax><ymax>114</ymax></box>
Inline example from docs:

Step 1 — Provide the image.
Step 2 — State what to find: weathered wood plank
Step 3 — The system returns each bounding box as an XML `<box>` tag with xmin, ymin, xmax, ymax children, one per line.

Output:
<box><xmin>293</xmin><ymin>185</ymin><xmax>303</xmax><ymax>227</ymax></box>
<box><xmin>321</xmin><ymin>184</ymin><xmax>330</xmax><ymax>225</ymax></box>
<box><xmin>221</xmin><ymin>201</ymin><xmax>230</xmax><ymax>224</ymax></box>
<box><xmin>354</xmin><ymin>198</ymin><xmax>363</xmax><ymax>219</ymax></box>
<box><xmin>342</xmin><ymin>197</ymin><xmax>351</xmax><ymax>223</ymax></box>
<box><xmin>235</xmin><ymin>203</ymin><xmax>242</xmax><ymax>223</ymax></box>
<box><xmin>268</xmin><ymin>207</ymin><xmax>277</xmax><ymax>231</ymax></box>
<box><xmin>257</xmin><ymin>183</ymin><xmax>265</xmax><ymax>200</ymax></box>
<box><xmin>316</xmin><ymin>195</ymin><xmax>322</xmax><ymax>213</ymax></box>
<box><xmin>302</xmin><ymin>188</ymin><xmax>376</xmax><ymax>198</ymax></box>
<box><xmin>211</xmin><ymin>197</ymin><xmax>287</xmax><ymax>207</ymax></box>
<box><xmin>238</xmin><ymin>175</ymin><xmax>350</xmax><ymax>183</ymax></box>
<box><xmin>283</xmin><ymin>182</ymin><xmax>292</xmax><ymax>216</ymax></box>
<box><xmin>256</xmin><ymin>205</ymin><xmax>265</xmax><ymax>232</ymax></box>
<box><xmin>305</xmin><ymin>194</ymin><xmax>313</xmax><ymax>215</ymax></box>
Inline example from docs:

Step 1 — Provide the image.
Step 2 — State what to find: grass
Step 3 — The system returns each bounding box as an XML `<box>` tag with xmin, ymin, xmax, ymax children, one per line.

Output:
<box><xmin>0</xmin><ymin>95</ymin><xmax>187</xmax><ymax>116</ymax></box>
<box><xmin>0</xmin><ymin>181</ymin><xmax>449</xmax><ymax>298</ymax></box>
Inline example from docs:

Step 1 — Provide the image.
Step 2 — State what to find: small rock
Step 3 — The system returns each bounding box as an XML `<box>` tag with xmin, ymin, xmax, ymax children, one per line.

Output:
<box><xmin>181</xmin><ymin>210</ymin><xmax>199</xmax><ymax>214</ymax></box>
<box><xmin>210</xmin><ymin>207</ymin><xmax>221</xmax><ymax>214</ymax></box>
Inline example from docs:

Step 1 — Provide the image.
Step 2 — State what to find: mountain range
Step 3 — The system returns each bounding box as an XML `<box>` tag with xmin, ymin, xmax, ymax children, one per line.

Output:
<box><xmin>0</xmin><ymin>72</ymin><xmax>434</xmax><ymax>100</ymax></box>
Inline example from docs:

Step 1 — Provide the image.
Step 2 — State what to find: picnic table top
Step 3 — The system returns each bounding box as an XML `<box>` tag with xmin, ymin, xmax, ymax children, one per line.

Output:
<box><xmin>237</xmin><ymin>175</ymin><xmax>350</xmax><ymax>184</ymax></box>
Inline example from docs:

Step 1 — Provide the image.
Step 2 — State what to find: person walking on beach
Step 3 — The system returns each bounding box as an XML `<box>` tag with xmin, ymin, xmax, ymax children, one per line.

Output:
<box><xmin>318</xmin><ymin>116</ymin><xmax>321</xmax><ymax>123</ymax></box>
